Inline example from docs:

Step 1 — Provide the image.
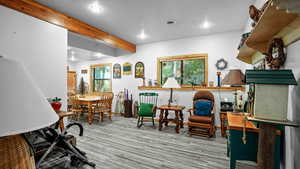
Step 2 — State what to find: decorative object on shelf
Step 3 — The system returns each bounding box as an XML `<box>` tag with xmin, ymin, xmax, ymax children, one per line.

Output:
<box><xmin>148</xmin><ymin>79</ymin><xmax>152</xmax><ymax>86</ymax></box>
<box><xmin>209</xmin><ymin>81</ymin><xmax>214</xmax><ymax>87</ymax></box>
<box><xmin>237</xmin><ymin>32</ymin><xmax>250</xmax><ymax>49</ymax></box>
<box><xmin>78</xmin><ymin>77</ymin><xmax>86</xmax><ymax>97</ymax></box>
<box><xmin>265</xmin><ymin>38</ymin><xmax>286</xmax><ymax>70</ymax></box>
<box><xmin>153</xmin><ymin>80</ymin><xmax>159</xmax><ymax>86</ymax></box>
<box><xmin>123</xmin><ymin>62</ymin><xmax>132</xmax><ymax>75</ymax></box>
<box><xmin>217</xmin><ymin>72</ymin><xmax>221</xmax><ymax>87</ymax></box>
<box><xmin>253</xmin><ymin>58</ymin><xmax>266</xmax><ymax>70</ymax></box>
<box><xmin>215</xmin><ymin>58</ymin><xmax>228</xmax><ymax>70</ymax></box>
<box><xmin>222</xmin><ymin>69</ymin><xmax>245</xmax><ymax>112</ymax></box>
<box><xmin>162</xmin><ymin>77</ymin><xmax>181</xmax><ymax>106</ymax></box>
<box><xmin>134</xmin><ymin>62</ymin><xmax>144</xmax><ymax>78</ymax></box>
<box><xmin>81</xmin><ymin>69</ymin><xmax>88</xmax><ymax>74</ymax></box>
<box><xmin>249</xmin><ymin>1</ymin><xmax>270</xmax><ymax>27</ymax></box>
<box><xmin>221</xmin><ymin>101</ymin><xmax>234</xmax><ymax>112</ymax></box>
<box><xmin>245</xmin><ymin>69</ymin><xmax>297</xmax><ymax>121</ymax></box>
<box><xmin>0</xmin><ymin>56</ymin><xmax>58</xmax><ymax>169</ymax></box>
<box><xmin>113</xmin><ymin>63</ymin><xmax>122</xmax><ymax>79</ymax></box>
<box><xmin>51</xmin><ymin>97</ymin><xmax>62</xmax><ymax>112</ymax></box>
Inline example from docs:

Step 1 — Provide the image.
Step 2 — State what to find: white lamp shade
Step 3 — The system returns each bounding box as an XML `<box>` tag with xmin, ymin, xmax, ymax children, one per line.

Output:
<box><xmin>162</xmin><ymin>77</ymin><xmax>181</xmax><ymax>89</ymax></box>
<box><xmin>0</xmin><ymin>57</ymin><xmax>59</xmax><ymax>137</ymax></box>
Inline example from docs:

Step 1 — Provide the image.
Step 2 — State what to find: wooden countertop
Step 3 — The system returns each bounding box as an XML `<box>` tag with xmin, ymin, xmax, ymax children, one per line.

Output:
<box><xmin>227</xmin><ymin>112</ymin><xmax>258</xmax><ymax>132</ymax></box>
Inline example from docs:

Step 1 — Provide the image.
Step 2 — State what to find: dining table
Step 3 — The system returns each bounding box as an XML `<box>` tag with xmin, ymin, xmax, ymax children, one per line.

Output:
<box><xmin>77</xmin><ymin>96</ymin><xmax>102</xmax><ymax>125</ymax></box>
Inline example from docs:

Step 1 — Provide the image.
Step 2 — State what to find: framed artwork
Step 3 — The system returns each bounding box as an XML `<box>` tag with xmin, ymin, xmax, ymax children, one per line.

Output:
<box><xmin>123</xmin><ymin>62</ymin><xmax>132</xmax><ymax>75</ymax></box>
<box><xmin>113</xmin><ymin>63</ymin><xmax>122</xmax><ymax>79</ymax></box>
<box><xmin>135</xmin><ymin>62</ymin><xmax>144</xmax><ymax>78</ymax></box>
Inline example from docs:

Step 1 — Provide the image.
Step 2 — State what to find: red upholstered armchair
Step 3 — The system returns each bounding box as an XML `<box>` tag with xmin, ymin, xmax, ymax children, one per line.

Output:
<box><xmin>187</xmin><ymin>91</ymin><xmax>216</xmax><ymax>137</ymax></box>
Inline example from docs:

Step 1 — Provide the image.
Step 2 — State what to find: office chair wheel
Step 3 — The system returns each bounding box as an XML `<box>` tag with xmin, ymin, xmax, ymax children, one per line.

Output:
<box><xmin>70</xmin><ymin>156</ymin><xmax>82</xmax><ymax>167</ymax></box>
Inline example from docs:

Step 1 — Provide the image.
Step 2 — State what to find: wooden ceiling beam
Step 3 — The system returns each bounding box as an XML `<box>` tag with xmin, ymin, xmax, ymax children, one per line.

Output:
<box><xmin>0</xmin><ymin>0</ymin><xmax>136</xmax><ymax>53</ymax></box>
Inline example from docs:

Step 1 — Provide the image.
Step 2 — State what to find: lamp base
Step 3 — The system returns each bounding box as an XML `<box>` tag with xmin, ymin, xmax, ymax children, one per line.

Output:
<box><xmin>0</xmin><ymin>135</ymin><xmax>35</xmax><ymax>169</ymax></box>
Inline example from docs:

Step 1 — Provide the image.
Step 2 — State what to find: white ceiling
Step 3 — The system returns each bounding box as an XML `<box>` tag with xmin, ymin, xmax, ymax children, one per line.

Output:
<box><xmin>35</xmin><ymin>0</ymin><xmax>253</xmax><ymax>45</ymax></box>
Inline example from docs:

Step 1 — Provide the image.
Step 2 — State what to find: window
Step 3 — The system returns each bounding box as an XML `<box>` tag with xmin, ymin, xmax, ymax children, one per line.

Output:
<box><xmin>90</xmin><ymin>64</ymin><xmax>112</xmax><ymax>92</ymax></box>
<box><xmin>157</xmin><ymin>54</ymin><xmax>208</xmax><ymax>86</ymax></box>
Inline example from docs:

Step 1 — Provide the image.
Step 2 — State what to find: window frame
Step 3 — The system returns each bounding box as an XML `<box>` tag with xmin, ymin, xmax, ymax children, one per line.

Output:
<box><xmin>90</xmin><ymin>63</ymin><xmax>112</xmax><ymax>92</ymax></box>
<box><xmin>157</xmin><ymin>54</ymin><xmax>208</xmax><ymax>87</ymax></box>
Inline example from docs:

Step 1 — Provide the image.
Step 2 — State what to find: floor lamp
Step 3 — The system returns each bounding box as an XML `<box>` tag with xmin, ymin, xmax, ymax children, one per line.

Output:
<box><xmin>222</xmin><ymin>69</ymin><xmax>245</xmax><ymax>112</ymax></box>
<box><xmin>0</xmin><ymin>56</ymin><xmax>59</xmax><ymax>169</ymax></box>
<box><xmin>162</xmin><ymin>77</ymin><xmax>181</xmax><ymax>106</ymax></box>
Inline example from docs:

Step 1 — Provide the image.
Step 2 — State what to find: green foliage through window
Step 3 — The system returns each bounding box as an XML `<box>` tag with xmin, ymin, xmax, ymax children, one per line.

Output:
<box><xmin>160</xmin><ymin>58</ymin><xmax>206</xmax><ymax>86</ymax></box>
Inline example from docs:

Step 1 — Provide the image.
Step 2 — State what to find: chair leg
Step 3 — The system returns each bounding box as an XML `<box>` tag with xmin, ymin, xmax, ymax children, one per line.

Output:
<box><xmin>152</xmin><ymin>116</ymin><xmax>155</xmax><ymax>128</ymax></box>
<box><xmin>137</xmin><ymin>116</ymin><xmax>141</xmax><ymax>128</ymax></box>
<box><xmin>109</xmin><ymin>111</ymin><xmax>112</xmax><ymax>121</ymax></box>
<box><xmin>100</xmin><ymin>112</ymin><xmax>104</xmax><ymax>122</ymax></box>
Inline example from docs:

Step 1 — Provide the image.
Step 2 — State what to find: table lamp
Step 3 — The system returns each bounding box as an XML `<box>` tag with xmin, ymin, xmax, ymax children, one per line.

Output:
<box><xmin>162</xmin><ymin>77</ymin><xmax>181</xmax><ymax>106</ymax></box>
<box><xmin>222</xmin><ymin>69</ymin><xmax>245</xmax><ymax>112</ymax></box>
<box><xmin>0</xmin><ymin>56</ymin><xmax>59</xmax><ymax>169</ymax></box>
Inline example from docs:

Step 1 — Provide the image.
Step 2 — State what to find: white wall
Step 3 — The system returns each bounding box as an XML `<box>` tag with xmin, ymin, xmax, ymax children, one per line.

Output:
<box><xmin>73</xmin><ymin>31</ymin><xmax>250</xmax><ymax>126</ymax></box>
<box><xmin>283</xmin><ymin>41</ymin><xmax>300</xmax><ymax>169</ymax></box>
<box><xmin>0</xmin><ymin>6</ymin><xmax>68</xmax><ymax>109</ymax></box>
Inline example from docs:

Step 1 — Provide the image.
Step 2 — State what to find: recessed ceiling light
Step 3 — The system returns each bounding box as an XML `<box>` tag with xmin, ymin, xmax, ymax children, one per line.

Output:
<box><xmin>94</xmin><ymin>52</ymin><xmax>104</xmax><ymax>58</ymax></box>
<box><xmin>70</xmin><ymin>55</ymin><xmax>76</xmax><ymax>61</ymax></box>
<box><xmin>166</xmin><ymin>20</ymin><xmax>176</xmax><ymax>25</ymax></box>
<box><xmin>137</xmin><ymin>30</ymin><xmax>148</xmax><ymax>40</ymax></box>
<box><xmin>88</xmin><ymin>1</ymin><xmax>103</xmax><ymax>14</ymax></box>
<box><xmin>201</xmin><ymin>20</ymin><xmax>212</xmax><ymax>29</ymax></box>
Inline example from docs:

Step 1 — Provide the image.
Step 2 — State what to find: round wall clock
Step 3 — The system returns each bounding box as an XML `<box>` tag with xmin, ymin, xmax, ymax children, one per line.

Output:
<box><xmin>215</xmin><ymin>59</ymin><xmax>228</xmax><ymax>70</ymax></box>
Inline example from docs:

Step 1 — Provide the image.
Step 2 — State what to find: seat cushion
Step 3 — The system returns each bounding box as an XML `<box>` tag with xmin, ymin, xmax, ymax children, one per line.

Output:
<box><xmin>189</xmin><ymin>115</ymin><xmax>213</xmax><ymax>123</ymax></box>
<box><xmin>194</xmin><ymin>100</ymin><xmax>212</xmax><ymax>116</ymax></box>
<box><xmin>139</xmin><ymin>103</ymin><xmax>154</xmax><ymax>116</ymax></box>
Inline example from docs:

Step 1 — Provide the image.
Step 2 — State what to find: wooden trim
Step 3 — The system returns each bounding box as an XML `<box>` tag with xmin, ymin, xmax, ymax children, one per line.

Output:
<box><xmin>157</xmin><ymin>54</ymin><xmax>208</xmax><ymax>86</ymax></box>
<box><xmin>89</xmin><ymin>63</ymin><xmax>112</xmax><ymax>92</ymax></box>
<box><xmin>138</xmin><ymin>86</ymin><xmax>245</xmax><ymax>92</ymax></box>
<box><xmin>0</xmin><ymin>0</ymin><xmax>136</xmax><ymax>53</ymax></box>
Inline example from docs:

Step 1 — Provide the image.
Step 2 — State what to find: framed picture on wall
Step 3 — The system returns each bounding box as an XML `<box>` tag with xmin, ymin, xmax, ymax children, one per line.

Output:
<box><xmin>135</xmin><ymin>62</ymin><xmax>144</xmax><ymax>78</ymax></box>
<box><xmin>113</xmin><ymin>63</ymin><xmax>122</xmax><ymax>79</ymax></box>
<box><xmin>123</xmin><ymin>62</ymin><xmax>132</xmax><ymax>75</ymax></box>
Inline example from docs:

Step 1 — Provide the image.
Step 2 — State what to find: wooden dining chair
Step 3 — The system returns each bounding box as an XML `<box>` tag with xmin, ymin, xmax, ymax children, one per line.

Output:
<box><xmin>93</xmin><ymin>92</ymin><xmax>114</xmax><ymax>122</ymax></box>
<box><xmin>69</xmin><ymin>96</ymin><xmax>85</xmax><ymax>121</ymax></box>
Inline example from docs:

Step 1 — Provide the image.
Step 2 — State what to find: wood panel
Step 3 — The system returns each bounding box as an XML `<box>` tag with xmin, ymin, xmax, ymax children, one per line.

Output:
<box><xmin>0</xmin><ymin>0</ymin><xmax>136</xmax><ymax>53</ymax></box>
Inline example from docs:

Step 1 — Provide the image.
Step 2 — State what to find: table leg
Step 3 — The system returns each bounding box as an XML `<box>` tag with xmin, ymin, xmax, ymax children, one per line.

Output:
<box><xmin>164</xmin><ymin>110</ymin><xmax>169</xmax><ymax>126</ymax></box>
<box><xmin>88</xmin><ymin>102</ymin><xmax>94</xmax><ymax>125</ymax></box>
<box><xmin>179</xmin><ymin>110</ymin><xmax>184</xmax><ymax>128</ymax></box>
<box><xmin>159</xmin><ymin>109</ymin><xmax>164</xmax><ymax>131</ymax></box>
<box><xmin>175</xmin><ymin>110</ymin><xmax>180</xmax><ymax>133</ymax></box>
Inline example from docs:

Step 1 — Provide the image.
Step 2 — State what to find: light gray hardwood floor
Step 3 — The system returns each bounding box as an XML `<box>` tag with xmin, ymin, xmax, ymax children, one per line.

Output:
<box><xmin>65</xmin><ymin>115</ymin><xmax>256</xmax><ymax>169</ymax></box>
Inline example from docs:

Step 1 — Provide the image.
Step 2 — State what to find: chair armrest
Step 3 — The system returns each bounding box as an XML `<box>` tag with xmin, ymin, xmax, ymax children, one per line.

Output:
<box><xmin>152</xmin><ymin>106</ymin><xmax>157</xmax><ymax>113</ymax></box>
<box><xmin>188</xmin><ymin>108</ymin><xmax>193</xmax><ymax>116</ymax></box>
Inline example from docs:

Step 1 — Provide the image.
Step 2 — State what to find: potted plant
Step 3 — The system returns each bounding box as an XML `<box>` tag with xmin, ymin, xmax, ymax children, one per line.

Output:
<box><xmin>51</xmin><ymin>97</ymin><xmax>62</xmax><ymax>112</ymax></box>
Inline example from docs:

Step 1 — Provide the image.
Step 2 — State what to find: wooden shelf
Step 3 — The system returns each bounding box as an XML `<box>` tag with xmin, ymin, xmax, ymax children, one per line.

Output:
<box><xmin>247</xmin><ymin>116</ymin><xmax>298</xmax><ymax>127</ymax></box>
<box><xmin>138</xmin><ymin>86</ymin><xmax>245</xmax><ymax>91</ymax></box>
<box><xmin>237</xmin><ymin>2</ymin><xmax>300</xmax><ymax>64</ymax></box>
<box><xmin>236</xmin><ymin>44</ymin><xmax>258</xmax><ymax>64</ymax></box>
<box><xmin>247</xmin><ymin>3</ymin><xmax>299</xmax><ymax>53</ymax></box>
